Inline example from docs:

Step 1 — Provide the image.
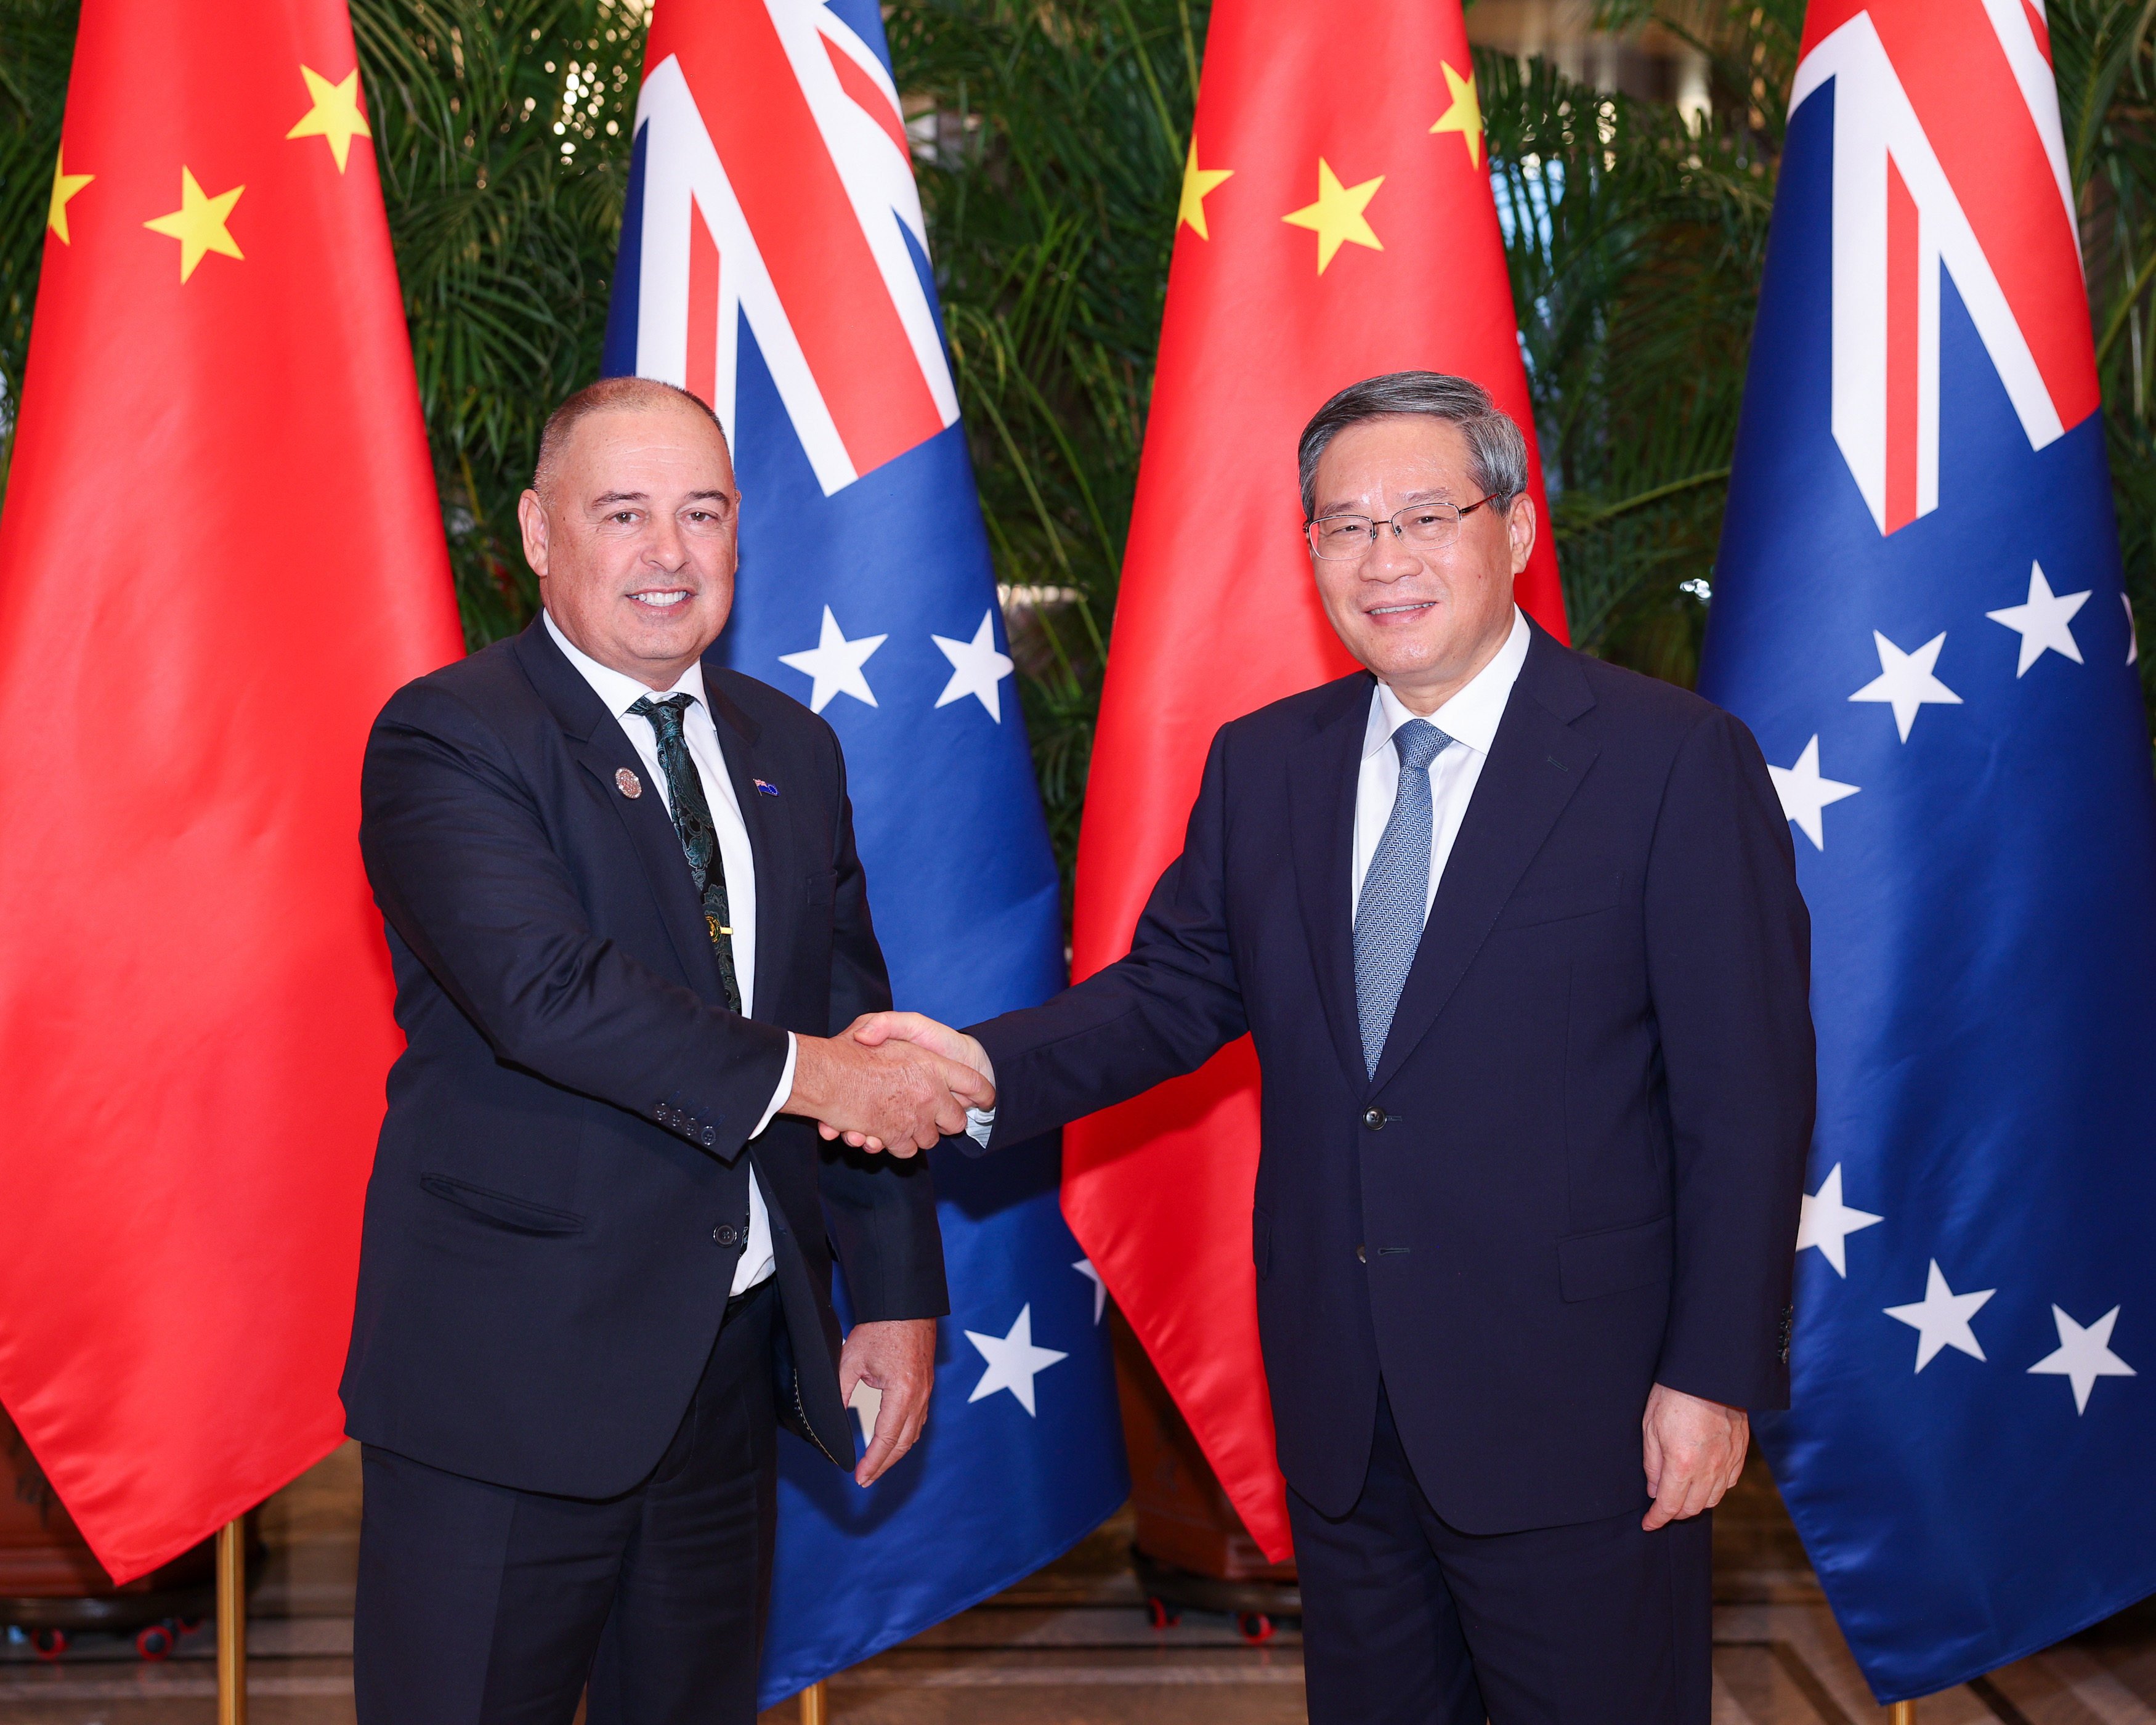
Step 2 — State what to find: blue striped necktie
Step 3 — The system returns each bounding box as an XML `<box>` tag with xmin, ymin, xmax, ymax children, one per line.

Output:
<box><xmin>1354</xmin><ymin>718</ymin><xmax>1452</xmax><ymax>1077</ymax></box>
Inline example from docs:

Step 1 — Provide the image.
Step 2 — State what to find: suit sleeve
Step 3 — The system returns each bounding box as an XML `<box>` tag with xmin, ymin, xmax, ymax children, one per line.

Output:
<box><xmin>360</xmin><ymin>680</ymin><xmax>790</xmax><ymax>1158</ymax></box>
<box><xmin>1643</xmin><ymin>708</ymin><xmax>1815</xmax><ymax>1411</ymax></box>
<box><xmin>967</xmin><ymin>725</ymin><xmax>1250</xmax><ymax>1151</ymax></box>
<box><xmin>808</xmin><ymin>720</ymin><xmax>950</xmax><ymax>1323</ymax></box>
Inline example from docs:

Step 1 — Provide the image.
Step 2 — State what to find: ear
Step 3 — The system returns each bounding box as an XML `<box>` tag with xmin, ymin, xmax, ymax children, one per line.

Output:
<box><xmin>1506</xmin><ymin>492</ymin><xmax>1537</xmax><ymax>576</ymax></box>
<box><xmin>517</xmin><ymin>489</ymin><xmax>549</xmax><ymax>579</ymax></box>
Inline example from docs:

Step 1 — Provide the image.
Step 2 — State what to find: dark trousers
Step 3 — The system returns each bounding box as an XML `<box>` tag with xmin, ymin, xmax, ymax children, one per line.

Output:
<box><xmin>353</xmin><ymin>1280</ymin><xmax>778</xmax><ymax>1725</ymax></box>
<box><xmin>1287</xmin><ymin>1386</ymin><xmax>1712</xmax><ymax>1725</ymax></box>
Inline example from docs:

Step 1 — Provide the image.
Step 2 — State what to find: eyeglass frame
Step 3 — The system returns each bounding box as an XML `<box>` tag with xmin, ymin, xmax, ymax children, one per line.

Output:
<box><xmin>1302</xmin><ymin>494</ymin><xmax>1508</xmax><ymax>560</ymax></box>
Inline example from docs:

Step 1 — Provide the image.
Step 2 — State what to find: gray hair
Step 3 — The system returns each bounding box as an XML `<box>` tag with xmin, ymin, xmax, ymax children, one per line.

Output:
<box><xmin>1297</xmin><ymin>371</ymin><xmax>1529</xmax><ymax>520</ymax></box>
<box><xmin>532</xmin><ymin>375</ymin><xmax>730</xmax><ymax>493</ymax></box>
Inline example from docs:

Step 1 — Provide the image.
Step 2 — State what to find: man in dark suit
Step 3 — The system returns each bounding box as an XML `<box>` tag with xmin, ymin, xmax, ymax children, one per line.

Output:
<box><xmin>852</xmin><ymin>372</ymin><xmax>1814</xmax><ymax>1722</ymax></box>
<box><xmin>343</xmin><ymin>376</ymin><xmax>993</xmax><ymax>1725</ymax></box>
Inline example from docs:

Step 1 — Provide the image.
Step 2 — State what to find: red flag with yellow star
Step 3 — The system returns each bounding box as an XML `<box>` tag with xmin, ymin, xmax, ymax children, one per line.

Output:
<box><xmin>1061</xmin><ymin>0</ymin><xmax>1566</xmax><ymax>1559</ymax></box>
<box><xmin>0</xmin><ymin>0</ymin><xmax>459</xmax><ymax>1580</ymax></box>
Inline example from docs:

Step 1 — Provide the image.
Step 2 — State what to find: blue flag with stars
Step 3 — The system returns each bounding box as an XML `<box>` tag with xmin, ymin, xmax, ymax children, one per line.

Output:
<box><xmin>602</xmin><ymin>0</ymin><xmax>1126</xmax><ymax>1700</ymax></box>
<box><xmin>1700</xmin><ymin>1</ymin><xmax>2156</xmax><ymax>1701</ymax></box>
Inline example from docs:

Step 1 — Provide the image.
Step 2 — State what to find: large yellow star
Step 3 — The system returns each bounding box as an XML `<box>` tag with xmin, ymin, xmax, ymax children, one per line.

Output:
<box><xmin>1178</xmin><ymin>140</ymin><xmax>1233</xmax><ymax>240</ymax></box>
<box><xmin>1430</xmin><ymin>62</ymin><xmax>1483</xmax><ymax>169</ymax></box>
<box><xmin>285</xmin><ymin>64</ymin><xmax>372</xmax><ymax>172</ymax></box>
<box><xmin>47</xmin><ymin>147</ymin><xmax>92</xmax><ymax>245</ymax></box>
<box><xmin>1282</xmin><ymin>158</ymin><xmax>1384</xmax><ymax>274</ymax></box>
<box><xmin>143</xmin><ymin>168</ymin><xmax>245</xmax><ymax>282</ymax></box>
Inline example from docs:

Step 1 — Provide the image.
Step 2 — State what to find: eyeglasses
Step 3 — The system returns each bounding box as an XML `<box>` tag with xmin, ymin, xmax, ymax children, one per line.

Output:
<box><xmin>1304</xmin><ymin>496</ymin><xmax>1504</xmax><ymax>560</ymax></box>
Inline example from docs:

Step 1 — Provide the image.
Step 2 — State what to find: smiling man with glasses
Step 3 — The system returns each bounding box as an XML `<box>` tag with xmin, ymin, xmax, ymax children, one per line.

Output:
<box><xmin>849</xmin><ymin>370</ymin><xmax>1815</xmax><ymax>1724</ymax></box>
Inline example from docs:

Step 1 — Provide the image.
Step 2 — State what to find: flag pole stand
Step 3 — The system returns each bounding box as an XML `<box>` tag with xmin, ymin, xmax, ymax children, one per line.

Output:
<box><xmin>216</xmin><ymin>1517</ymin><xmax>246</xmax><ymax>1725</ymax></box>
<box><xmin>798</xmin><ymin>1678</ymin><xmax>828</xmax><ymax>1724</ymax></box>
<box><xmin>1888</xmin><ymin>1701</ymin><xmax>1916</xmax><ymax>1723</ymax></box>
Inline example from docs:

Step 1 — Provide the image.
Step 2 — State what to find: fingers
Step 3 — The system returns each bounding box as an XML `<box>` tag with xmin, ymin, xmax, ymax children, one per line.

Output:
<box><xmin>1642</xmin><ymin>1437</ymin><xmax>1738</xmax><ymax>1528</ymax></box>
<box><xmin>854</xmin><ymin>1377</ymin><xmax>929</xmax><ymax>1486</ymax></box>
<box><xmin>845</xmin><ymin>1320</ymin><xmax>938</xmax><ymax>1485</ymax></box>
<box><xmin>851</xmin><ymin>1012</ymin><xmax>995</xmax><ymax>1088</ymax></box>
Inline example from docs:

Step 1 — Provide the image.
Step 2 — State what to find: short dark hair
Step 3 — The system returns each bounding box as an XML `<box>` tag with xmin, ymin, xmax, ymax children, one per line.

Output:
<box><xmin>1297</xmin><ymin>371</ymin><xmax>1530</xmax><ymax>520</ymax></box>
<box><xmin>532</xmin><ymin>376</ymin><xmax>729</xmax><ymax>493</ymax></box>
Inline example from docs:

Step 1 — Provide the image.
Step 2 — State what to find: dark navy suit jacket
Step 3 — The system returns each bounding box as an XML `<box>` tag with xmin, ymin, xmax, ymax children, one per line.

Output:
<box><xmin>968</xmin><ymin>625</ymin><xmax>1813</xmax><ymax>1533</ymax></box>
<box><xmin>342</xmin><ymin>620</ymin><xmax>947</xmax><ymax>1494</ymax></box>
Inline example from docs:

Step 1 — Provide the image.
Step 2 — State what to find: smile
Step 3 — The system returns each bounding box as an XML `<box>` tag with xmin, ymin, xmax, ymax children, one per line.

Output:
<box><xmin>629</xmin><ymin>590</ymin><xmax>692</xmax><ymax>610</ymax></box>
<box><xmin>1368</xmin><ymin>601</ymin><xmax>1435</xmax><ymax>616</ymax></box>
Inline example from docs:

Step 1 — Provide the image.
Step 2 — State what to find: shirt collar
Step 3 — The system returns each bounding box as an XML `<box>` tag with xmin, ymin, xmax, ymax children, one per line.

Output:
<box><xmin>544</xmin><ymin>609</ymin><xmax>708</xmax><ymax>720</ymax></box>
<box><xmin>1363</xmin><ymin>606</ymin><xmax>1532</xmax><ymax>761</ymax></box>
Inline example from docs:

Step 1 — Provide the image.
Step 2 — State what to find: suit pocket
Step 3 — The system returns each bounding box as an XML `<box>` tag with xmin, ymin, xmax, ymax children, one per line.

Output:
<box><xmin>1500</xmin><ymin>872</ymin><xmax>1623</xmax><ymax>930</ymax></box>
<box><xmin>419</xmin><ymin>1174</ymin><xmax>585</xmax><ymax>1236</ymax></box>
<box><xmin>1252</xmin><ymin>1206</ymin><xmax>1273</xmax><ymax>1280</ymax></box>
<box><xmin>1557</xmin><ymin>1213</ymin><xmax>1672</xmax><ymax>1302</ymax></box>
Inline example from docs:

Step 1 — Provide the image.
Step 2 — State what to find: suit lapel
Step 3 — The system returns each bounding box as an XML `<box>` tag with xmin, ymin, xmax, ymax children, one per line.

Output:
<box><xmin>700</xmin><ymin>668</ymin><xmax>795</xmax><ymax>1019</ymax></box>
<box><xmin>513</xmin><ymin>623</ymin><xmax>722</xmax><ymax>1000</ymax></box>
<box><xmin>1369</xmin><ymin>630</ymin><xmax>1599</xmax><ymax>1092</ymax></box>
<box><xmin>1289</xmin><ymin>675</ymin><xmax>1377</xmax><ymax>1091</ymax></box>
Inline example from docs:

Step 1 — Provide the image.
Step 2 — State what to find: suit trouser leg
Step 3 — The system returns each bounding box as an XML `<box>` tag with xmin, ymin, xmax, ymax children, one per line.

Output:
<box><xmin>584</xmin><ymin>1282</ymin><xmax>777</xmax><ymax>1725</ymax></box>
<box><xmin>1287</xmin><ymin>1389</ymin><xmax>1487</xmax><ymax>1725</ymax></box>
<box><xmin>1287</xmin><ymin>1386</ymin><xmax>1711</xmax><ymax>1725</ymax></box>
<box><xmin>352</xmin><ymin>1281</ymin><xmax>777</xmax><ymax>1725</ymax></box>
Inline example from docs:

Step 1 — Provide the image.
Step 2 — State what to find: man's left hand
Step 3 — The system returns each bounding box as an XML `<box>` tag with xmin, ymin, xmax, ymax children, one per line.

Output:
<box><xmin>1640</xmin><ymin>1382</ymin><xmax>1748</xmax><ymax>1530</ymax></box>
<box><xmin>838</xmin><ymin>1317</ymin><xmax>937</xmax><ymax>1487</ymax></box>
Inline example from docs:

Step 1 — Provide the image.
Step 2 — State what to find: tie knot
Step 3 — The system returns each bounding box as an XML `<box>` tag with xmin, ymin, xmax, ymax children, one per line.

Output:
<box><xmin>630</xmin><ymin>693</ymin><xmax>694</xmax><ymax>742</ymax></box>
<box><xmin>1393</xmin><ymin>718</ymin><xmax>1451</xmax><ymax>774</ymax></box>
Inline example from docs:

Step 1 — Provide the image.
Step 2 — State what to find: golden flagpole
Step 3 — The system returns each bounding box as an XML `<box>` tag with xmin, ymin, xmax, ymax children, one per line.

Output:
<box><xmin>1888</xmin><ymin>1702</ymin><xmax>1916</xmax><ymax>1723</ymax></box>
<box><xmin>798</xmin><ymin>1678</ymin><xmax>828</xmax><ymax>1724</ymax></box>
<box><xmin>216</xmin><ymin>1516</ymin><xmax>247</xmax><ymax>1725</ymax></box>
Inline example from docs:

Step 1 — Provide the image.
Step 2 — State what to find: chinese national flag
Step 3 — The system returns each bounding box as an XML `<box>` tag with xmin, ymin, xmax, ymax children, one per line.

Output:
<box><xmin>1062</xmin><ymin>0</ymin><xmax>1567</xmax><ymax>1558</ymax></box>
<box><xmin>0</xmin><ymin>0</ymin><xmax>460</xmax><ymax>1580</ymax></box>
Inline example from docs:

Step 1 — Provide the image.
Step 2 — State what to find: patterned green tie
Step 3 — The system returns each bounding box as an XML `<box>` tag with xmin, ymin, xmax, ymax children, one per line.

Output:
<box><xmin>628</xmin><ymin>694</ymin><xmax>743</xmax><ymax>1014</ymax></box>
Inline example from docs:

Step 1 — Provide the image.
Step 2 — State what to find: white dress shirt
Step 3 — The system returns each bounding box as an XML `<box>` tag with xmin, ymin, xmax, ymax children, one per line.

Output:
<box><xmin>545</xmin><ymin>612</ymin><xmax>788</xmax><ymax>1294</ymax></box>
<box><xmin>970</xmin><ymin>608</ymin><xmax>1534</xmax><ymax>1149</ymax></box>
<box><xmin>1351</xmin><ymin>606</ymin><xmax>1532</xmax><ymax>925</ymax></box>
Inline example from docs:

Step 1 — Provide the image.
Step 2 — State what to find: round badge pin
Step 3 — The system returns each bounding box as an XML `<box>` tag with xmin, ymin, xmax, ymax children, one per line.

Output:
<box><xmin>615</xmin><ymin>768</ymin><xmax>642</xmax><ymax>798</ymax></box>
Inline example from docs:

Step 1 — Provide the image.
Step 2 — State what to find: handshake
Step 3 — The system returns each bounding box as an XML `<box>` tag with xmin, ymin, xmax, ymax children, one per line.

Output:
<box><xmin>780</xmin><ymin>1012</ymin><xmax>997</xmax><ymax>1155</ymax></box>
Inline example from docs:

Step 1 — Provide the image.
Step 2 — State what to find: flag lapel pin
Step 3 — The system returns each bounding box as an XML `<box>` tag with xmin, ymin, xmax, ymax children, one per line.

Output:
<box><xmin>754</xmin><ymin>779</ymin><xmax>779</xmax><ymax>797</ymax></box>
<box><xmin>615</xmin><ymin>768</ymin><xmax>642</xmax><ymax>798</ymax></box>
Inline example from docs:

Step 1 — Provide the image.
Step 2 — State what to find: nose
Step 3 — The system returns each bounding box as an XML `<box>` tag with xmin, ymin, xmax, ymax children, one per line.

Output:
<box><xmin>645</xmin><ymin>513</ymin><xmax>689</xmax><ymax>572</ymax></box>
<box><xmin>1362</xmin><ymin>521</ymin><xmax>1422</xmax><ymax>583</ymax></box>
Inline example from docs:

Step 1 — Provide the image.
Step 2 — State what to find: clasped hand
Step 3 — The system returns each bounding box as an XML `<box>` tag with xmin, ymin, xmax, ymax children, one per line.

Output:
<box><xmin>780</xmin><ymin>1012</ymin><xmax>995</xmax><ymax>1154</ymax></box>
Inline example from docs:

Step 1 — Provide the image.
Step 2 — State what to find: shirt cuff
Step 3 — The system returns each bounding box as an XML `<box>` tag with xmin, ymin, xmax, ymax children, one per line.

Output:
<box><xmin>965</xmin><ymin>1106</ymin><xmax>995</xmax><ymax>1147</ymax></box>
<box><xmin>753</xmin><ymin>1033</ymin><xmax>796</xmax><ymax>1139</ymax></box>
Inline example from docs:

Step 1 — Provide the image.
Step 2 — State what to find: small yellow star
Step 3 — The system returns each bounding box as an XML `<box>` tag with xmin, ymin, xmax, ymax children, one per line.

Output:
<box><xmin>1430</xmin><ymin>62</ymin><xmax>1483</xmax><ymax>169</ymax></box>
<box><xmin>285</xmin><ymin>65</ymin><xmax>371</xmax><ymax>172</ymax></box>
<box><xmin>1282</xmin><ymin>158</ymin><xmax>1384</xmax><ymax>274</ymax></box>
<box><xmin>48</xmin><ymin>147</ymin><xmax>93</xmax><ymax>244</ymax></box>
<box><xmin>143</xmin><ymin>168</ymin><xmax>245</xmax><ymax>282</ymax></box>
<box><xmin>1178</xmin><ymin>140</ymin><xmax>1234</xmax><ymax>240</ymax></box>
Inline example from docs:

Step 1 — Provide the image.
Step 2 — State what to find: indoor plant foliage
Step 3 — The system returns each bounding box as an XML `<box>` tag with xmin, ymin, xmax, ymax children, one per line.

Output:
<box><xmin>3</xmin><ymin>0</ymin><xmax>2154</xmax><ymax>891</ymax></box>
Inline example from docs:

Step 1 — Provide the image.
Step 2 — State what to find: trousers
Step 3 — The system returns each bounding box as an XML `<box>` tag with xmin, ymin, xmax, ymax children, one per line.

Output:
<box><xmin>1287</xmin><ymin>1385</ymin><xmax>1713</xmax><ymax>1725</ymax></box>
<box><xmin>353</xmin><ymin>1279</ymin><xmax>778</xmax><ymax>1725</ymax></box>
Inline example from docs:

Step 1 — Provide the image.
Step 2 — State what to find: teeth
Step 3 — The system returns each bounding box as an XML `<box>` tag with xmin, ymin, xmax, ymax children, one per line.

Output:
<box><xmin>1371</xmin><ymin>603</ymin><xmax>1431</xmax><ymax>615</ymax></box>
<box><xmin>633</xmin><ymin>591</ymin><xmax>689</xmax><ymax>607</ymax></box>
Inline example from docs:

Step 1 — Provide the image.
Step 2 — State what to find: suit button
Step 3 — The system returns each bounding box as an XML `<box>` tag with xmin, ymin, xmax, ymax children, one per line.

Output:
<box><xmin>1356</xmin><ymin>1244</ymin><xmax>1368</xmax><ymax>1263</ymax></box>
<box><xmin>1362</xmin><ymin>1108</ymin><xmax>1385</xmax><ymax>1130</ymax></box>
<box><xmin>702</xmin><ymin>1127</ymin><xmax>715</xmax><ymax>1146</ymax></box>
<box><xmin>713</xmin><ymin>1225</ymin><xmax>740</xmax><ymax>1246</ymax></box>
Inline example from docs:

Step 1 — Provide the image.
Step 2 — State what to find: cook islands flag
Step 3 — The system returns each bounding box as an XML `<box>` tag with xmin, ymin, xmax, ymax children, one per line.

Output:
<box><xmin>1701</xmin><ymin>0</ymin><xmax>2156</xmax><ymax>1700</ymax></box>
<box><xmin>603</xmin><ymin>0</ymin><xmax>1126</xmax><ymax>1700</ymax></box>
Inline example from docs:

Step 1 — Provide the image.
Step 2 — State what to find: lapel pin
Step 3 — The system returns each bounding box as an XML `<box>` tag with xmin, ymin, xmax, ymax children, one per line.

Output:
<box><xmin>755</xmin><ymin>779</ymin><xmax>780</xmax><ymax>797</ymax></box>
<box><xmin>616</xmin><ymin>768</ymin><xmax>642</xmax><ymax>798</ymax></box>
